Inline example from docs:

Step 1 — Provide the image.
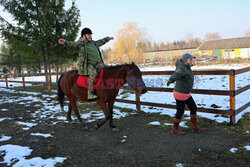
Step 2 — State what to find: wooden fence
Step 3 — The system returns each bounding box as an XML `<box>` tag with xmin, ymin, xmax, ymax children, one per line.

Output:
<box><xmin>0</xmin><ymin>66</ymin><xmax>249</xmax><ymax>124</ymax></box>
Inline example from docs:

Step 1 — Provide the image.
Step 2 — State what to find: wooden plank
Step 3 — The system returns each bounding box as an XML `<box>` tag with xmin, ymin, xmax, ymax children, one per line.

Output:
<box><xmin>141</xmin><ymin>71</ymin><xmax>174</xmax><ymax>75</ymax></box>
<box><xmin>235</xmin><ymin>66</ymin><xmax>250</xmax><ymax>75</ymax></box>
<box><xmin>5</xmin><ymin>72</ymin><xmax>63</xmax><ymax>77</ymax></box>
<box><xmin>191</xmin><ymin>89</ymin><xmax>231</xmax><ymax>96</ymax></box>
<box><xmin>141</xmin><ymin>70</ymin><xmax>230</xmax><ymax>76</ymax></box>
<box><xmin>193</xmin><ymin>70</ymin><xmax>230</xmax><ymax>75</ymax></box>
<box><xmin>0</xmin><ymin>80</ymin><xmax>46</xmax><ymax>84</ymax></box>
<box><xmin>0</xmin><ymin>68</ymin><xmax>242</xmax><ymax>78</ymax></box>
<box><xmin>135</xmin><ymin>90</ymin><xmax>141</xmax><ymax>111</ymax></box>
<box><xmin>115</xmin><ymin>99</ymin><xmax>232</xmax><ymax>115</ymax></box>
<box><xmin>229</xmin><ymin>70</ymin><xmax>236</xmax><ymax>123</ymax></box>
<box><xmin>22</xmin><ymin>75</ymin><xmax>26</xmax><ymax>89</ymax></box>
<box><xmin>0</xmin><ymin>80</ymin><xmax>57</xmax><ymax>85</ymax></box>
<box><xmin>236</xmin><ymin>101</ymin><xmax>250</xmax><ymax>115</ymax></box>
<box><xmin>122</xmin><ymin>86</ymin><xmax>231</xmax><ymax>96</ymax></box>
<box><xmin>2</xmin><ymin>66</ymin><xmax>249</xmax><ymax>78</ymax></box>
<box><xmin>115</xmin><ymin>99</ymin><xmax>137</xmax><ymax>104</ymax></box>
<box><xmin>46</xmin><ymin>74</ymin><xmax>51</xmax><ymax>92</ymax></box>
<box><xmin>5</xmin><ymin>75</ymin><xmax>8</xmax><ymax>88</ymax></box>
<box><xmin>235</xmin><ymin>84</ymin><xmax>250</xmax><ymax>96</ymax></box>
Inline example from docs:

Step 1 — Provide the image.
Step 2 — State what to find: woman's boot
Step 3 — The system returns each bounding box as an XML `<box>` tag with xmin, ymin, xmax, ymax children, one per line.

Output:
<box><xmin>173</xmin><ymin>118</ymin><xmax>185</xmax><ymax>135</ymax></box>
<box><xmin>190</xmin><ymin>114</ymin><xmax>203</xmax><ymax>131</ymax></box>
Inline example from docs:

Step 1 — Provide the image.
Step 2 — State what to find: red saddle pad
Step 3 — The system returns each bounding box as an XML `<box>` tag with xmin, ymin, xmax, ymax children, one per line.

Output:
<box><xmin>76</xmin><ymin>68</ymin><xmax>103</xmax><ymax>89</ymax></box>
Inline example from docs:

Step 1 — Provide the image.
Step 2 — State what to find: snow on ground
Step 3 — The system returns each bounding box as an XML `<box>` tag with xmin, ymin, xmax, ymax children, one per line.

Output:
<box><xmin>176</xmin><ymin>163</ymin><xmax>184</xmax><ymax>167</ymax></box>
<box><xmin>230</xmin><ymin>145</ymin><xmax>250</xmax><ymax>153</ymax></box>
<box><xmin>30</xmin><ymin>133</ymin><xmax>53</xmax><ymax>138</ymax></box>
<box><xmin>0</xmin><ymin>64</ymin><xmax>249</xmax><ymax>124</ymax></box>
<box><xmin>116</xmin><ymin>64</ymin><xmax>250</xmax><ymax>123</ymax></box>
<box><xmin>164</xmin><ymin>123</ymin><xmax>173</xmax><ymax>126</ymax></box>
<box><xmin>148</xmin><ymin>121</ymin><xmax>161</xmax><ymax>126</ymax></box>
<box><xmin>230</xmin><ymin>148</ymin><xmax>238</xmax><ymax>153</ymax></box>
<box><xmin>0</xmin><ymin>136</ymin><xmax>12</xmax><ymax>142</ymax></box>
<box><xmin>17</xmin><ymin>122</ymin><xmax>38</xmax><ymax>130</ymax></box>
<box><xmin>121</xmin><ymin>136</ymin><xmax>128</xmax><ymax>143</ymax></box>
<box><xmin>148</xmin><ymin>121</ymin><xmax>187</xmax><ymax>127</ymax></box>
<box><xmin>179</xmin><ymin>121</ymin><xmax>188</xmax><ymax>128</ymax></box>
<box><xmin>0</xmin><ymin>64</ymin><xmax>249</xmax><ymax>166</ymax></box>
<box><xmin>244</xmin><ymin>145</ymin><xmax>250</xmax><ymax>151</ymax></box>
<box><xmin>0</xmin><ymin>87</ymin><xmax>136</xmax><ymax>125</ymax></box>
<box><xmin>0</xmin><ymin>118</ymin><xmax>13</xmax><ymax>122</ymax></box>
<box><xmin>0</xmin><ymin>144</ymin><xmax>66</xmax><ymax>167</ymax></box>
<box><xmin>0</xmin><ymin>85</ymin><xmax>136</xmax><ymax>166</ymax></box>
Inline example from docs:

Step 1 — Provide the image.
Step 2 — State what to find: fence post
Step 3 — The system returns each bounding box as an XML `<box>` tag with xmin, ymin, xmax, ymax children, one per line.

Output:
<box><xmin>5</xmin><ymin>75</ymin><xmax>8</xmax><ymax>88</ymax></box>
<box><xmin>22</xmin><ymin>75</ymin><xmax>26</xmax><ymax>89</ymax></box>
<box><xmin>135</xmin><ymin>90</ymin><xmax>141</xmax><ymax>111</ymax></box>
<box><xmin>229</xmin><ymin>69</ymin><xmax>236</xmax><ymax>124</ymax></box>
<box><xmin>46</xmin><ymin>74</ymin><xmax>51</xmax><ymax>92</ymax></box>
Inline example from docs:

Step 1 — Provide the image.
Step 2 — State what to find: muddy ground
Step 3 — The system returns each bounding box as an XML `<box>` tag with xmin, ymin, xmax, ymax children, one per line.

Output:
<box><xmin>0</xmin><ymin>90</ymin><xmax>249</xmax><ymax>167</ymax></box>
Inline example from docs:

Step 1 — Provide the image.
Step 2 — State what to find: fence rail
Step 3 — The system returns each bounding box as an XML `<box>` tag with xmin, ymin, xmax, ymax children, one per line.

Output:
<box><xmin>0</xmin><ymin>66</ymin><xmax>249</xmax><ymax>124</ymax></box>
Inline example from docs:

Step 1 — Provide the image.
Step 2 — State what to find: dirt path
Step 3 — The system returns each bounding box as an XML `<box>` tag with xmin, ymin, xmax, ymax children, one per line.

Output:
<box><xmin>0</xmin><ymin>90</ymin><xmax>249</xmax><ymax>167</ymax></box>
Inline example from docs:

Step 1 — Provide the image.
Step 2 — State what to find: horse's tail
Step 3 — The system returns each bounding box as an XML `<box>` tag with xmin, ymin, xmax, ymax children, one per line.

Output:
<box><xmin>58</xmin><ymin>74</ymin><xmax>65</xmax><ymax>111</ymax></box>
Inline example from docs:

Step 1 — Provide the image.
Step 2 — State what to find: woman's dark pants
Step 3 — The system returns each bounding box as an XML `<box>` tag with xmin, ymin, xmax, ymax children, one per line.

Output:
<box><xmin>175</xmin><ymin>96</ymin><xmax>197</xmax><ymax>119</ymax></box>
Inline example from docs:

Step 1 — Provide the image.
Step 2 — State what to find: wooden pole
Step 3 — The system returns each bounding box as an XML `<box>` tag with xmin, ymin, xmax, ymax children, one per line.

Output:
<box><xmin>5</xmin><ymin>75</ymin><xmax>8</xmax><ymax>88</ymax></box>
<box><xmin>46</xmin><ymin>74</ymin><xmax>51</xmax><ymax>92</ymax></box>
<box><xmin>229</xmin><ymin>69</ymin><xmax>236</xmax><ymax>124</ymax></box>
<box><xmin>135</xmin><ymin>90</ymin><xmax>141</xmax><ymax>111</ymax></box>
<box><xmin>22</xmin><ymin>75</ymin><xmax>26</xmax><ymax>89</ymax></box>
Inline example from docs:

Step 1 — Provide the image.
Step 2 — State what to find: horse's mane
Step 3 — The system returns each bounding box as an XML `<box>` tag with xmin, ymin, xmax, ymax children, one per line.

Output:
<box><xmin>103</xmin><ymin>64</ymin><xmax>127</xmax><ymax>71</ymax></box>
<box><xmin>103</xmin><ymin>63</ymin><xmax>142</xmax><ymax>77</ymax></box>
<box><xmin>103</xmin><ymin>64</ymin><xmax>127</xmax><ymax>73</ymax></box>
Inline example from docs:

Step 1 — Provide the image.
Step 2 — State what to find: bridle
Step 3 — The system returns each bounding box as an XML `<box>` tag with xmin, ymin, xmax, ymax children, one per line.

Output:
<box><xmin>126</xmin><ymin>66</ymin><xmax>137</xmax><ymax>90</ymax></box>
<box><xmin>126</xmin><ymin>67</ymin><xmax>134</xmax><ymax>78</ymax></box>
<box><xmin>126</xmin><ymin>65</ymin><xmax>146</xmax><ymax>91</ymax></box>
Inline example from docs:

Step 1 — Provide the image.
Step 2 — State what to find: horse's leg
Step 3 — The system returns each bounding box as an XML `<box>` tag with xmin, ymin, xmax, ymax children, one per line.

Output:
<box><xmin>108</xmin><ymin>100</ymin><xmax>116</xmax><ymax>128</ymax></box>
<box><xmin>67</xmin><ymin>103</ymin><xmax>73</xmax><ymax>121</ymax></box>
<box><xmin>95</xmin><ymin>101</ymin><xmax>110</xmax><ymax>129</ymax></box>
<box><xmin>68</xmin><ymin>96</ymin><xmax>88</xmax><ymax>130</ymax></box>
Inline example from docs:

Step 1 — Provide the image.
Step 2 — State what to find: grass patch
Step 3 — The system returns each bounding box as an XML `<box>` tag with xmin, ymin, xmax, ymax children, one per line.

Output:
<box><xmin>190</xmin><ymin>147</ymin><xmax>250</xmax><ymax>167</ymax></box>
<box><xmin>237</xmin><ymin>113</ymin><xmax>250</xmax><ymax>132</ymax></box>
<box><xmin>118</xmin><ymin>107</ymin><xmax>135</xmax><ymax>113</ymax></box>
<box><xmin>14</xmin><ymin>84</ymin><xmax>57</xmax><ymax>92</ymax></box>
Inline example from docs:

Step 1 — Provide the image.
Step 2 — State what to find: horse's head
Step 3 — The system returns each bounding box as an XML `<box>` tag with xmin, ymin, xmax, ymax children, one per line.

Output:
<box><xmin>126</xmin><ymin>62</ymin><xmax>147</xmax><ymax>94</ymax></box>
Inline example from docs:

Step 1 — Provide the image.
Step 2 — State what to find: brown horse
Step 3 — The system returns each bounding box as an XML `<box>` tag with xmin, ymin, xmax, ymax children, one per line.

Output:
<box><xmin>58</xmin><ymin>62</ymin><xmax>147</xmax><ymax>131</ymax></box>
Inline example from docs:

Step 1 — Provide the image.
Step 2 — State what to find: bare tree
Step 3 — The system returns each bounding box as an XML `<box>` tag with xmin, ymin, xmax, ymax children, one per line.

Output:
<box><xmin>108</xmin><ymin>22</ymin><xmax>148</xmax><ymax>63</ymax></box>
<box><xmin>185</xmin><ymin>33</ymin><xmax>202</xmax><ymax>48</ymax></box>
<box><xmin>204</xmin><ymin>32</ymin><xmax>222</xmax><ymax>40</ymax></box>
<box><xmin>185</xmin><ymin>32</ymin><xmax>194</xmax><ymax>43</ymax></box>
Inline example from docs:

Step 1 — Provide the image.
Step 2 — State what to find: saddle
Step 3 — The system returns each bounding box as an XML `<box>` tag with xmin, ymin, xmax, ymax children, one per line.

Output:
<box><xmin>76</xmin><ymin>68</ymin><xmax>103</xmax><ymax>89</ymax></box>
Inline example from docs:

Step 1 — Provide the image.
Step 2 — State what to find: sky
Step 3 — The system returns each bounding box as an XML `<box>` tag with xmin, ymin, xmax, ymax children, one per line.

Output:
<box><xmin>1</xmin><ymin>0</ymin><xmax>250</xmax><ymax>49</ymax></box>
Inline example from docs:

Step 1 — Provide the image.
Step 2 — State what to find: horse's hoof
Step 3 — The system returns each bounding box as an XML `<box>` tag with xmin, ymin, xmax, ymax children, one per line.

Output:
<box><xmin>112</xmin><ymin>127</ymin><xmax>120</xmax><ymax>132</ymax></box>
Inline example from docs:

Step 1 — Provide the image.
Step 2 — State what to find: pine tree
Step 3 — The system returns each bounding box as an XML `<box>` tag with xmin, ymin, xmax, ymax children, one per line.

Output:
<box><xmin>0</xmin><ymin>43</ymin><xmax>22</xmax><ymax>73</ymax></box>
<box><xmin>0</xmin><ymin>0</ymin><xmax>81</xmax><ymax>78</ymax></box>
